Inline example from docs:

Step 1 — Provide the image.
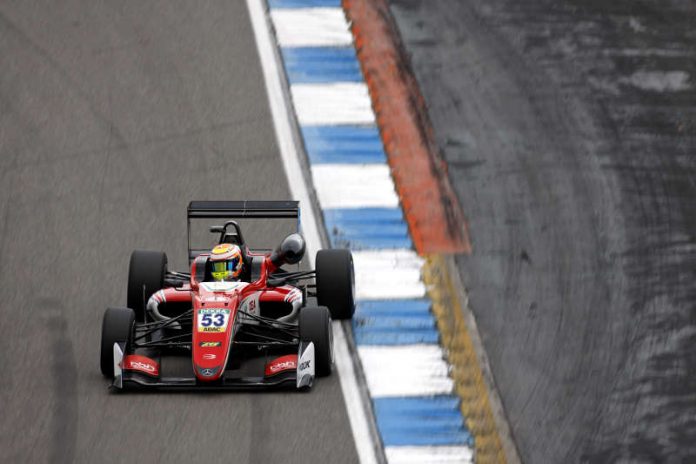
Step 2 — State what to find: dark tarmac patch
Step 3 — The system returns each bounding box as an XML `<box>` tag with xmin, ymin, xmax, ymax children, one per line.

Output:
<box><xmin>40</xmin><ymin>298</ymin><xmax>78</xmax><ymax>464</ymax></box>
<box><xmin>389</xmin><ymin>0</ymin><xmax>696</xmax><ymax>462</ymax></box>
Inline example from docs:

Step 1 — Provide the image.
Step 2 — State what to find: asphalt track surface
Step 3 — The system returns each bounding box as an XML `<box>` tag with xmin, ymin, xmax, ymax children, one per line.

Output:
<box><xmin>0</xmin><ymin>2</ymin><xmax>358</xmax><ymax>463</ymax></box>
<box><xmin>390</xmin><ymin>0</ymin><xmax>696</xmax><ymax>463</ymax></box>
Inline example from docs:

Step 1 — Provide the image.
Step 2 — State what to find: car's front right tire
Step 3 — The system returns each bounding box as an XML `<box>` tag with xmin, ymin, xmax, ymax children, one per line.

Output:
<box><xmin>127</xmin><ymin>250</ymin><xmax>167</xmax><ymax>322</ymax></box>
<box><xmin>100</xmin><ymin>307</ymin><xmax>135</xmax><ymax>379</ymax></box>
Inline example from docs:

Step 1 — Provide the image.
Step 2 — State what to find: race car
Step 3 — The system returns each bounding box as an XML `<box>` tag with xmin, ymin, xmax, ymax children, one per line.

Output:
<box><xmin>100</xmin><ymin>201</ymin><xmax>354</xmax><ymax>391</ymax></box>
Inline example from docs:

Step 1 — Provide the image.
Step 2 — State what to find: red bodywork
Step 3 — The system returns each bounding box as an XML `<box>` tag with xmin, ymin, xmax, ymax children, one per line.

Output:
<box><xmin>151</xmin><ymin>252</ymin><xmax>300</xmax><ymax>382</ymax></box>
<box><xmin>123</xmin><ymin>354</ymin><xmax>160</xmax><ymax>377</ymax></box>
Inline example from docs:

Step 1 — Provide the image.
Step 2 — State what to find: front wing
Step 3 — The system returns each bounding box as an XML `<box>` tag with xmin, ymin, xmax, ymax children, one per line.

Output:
<box><xmin>111</xmin><ymin>341</ymin><xmax>315</xmax><ymax>391</ymax></box>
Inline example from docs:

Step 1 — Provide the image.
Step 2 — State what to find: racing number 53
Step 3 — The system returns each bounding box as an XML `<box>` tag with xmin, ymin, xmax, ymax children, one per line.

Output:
<box><xmin>198</xmin><ymin>310</ymin><xmax>230</xmax><ymax>332</ymax></box>
<box><xmin>201</xmin><ymin>313</ymin><xmax>225</xmax><ymax>327</ymax></box>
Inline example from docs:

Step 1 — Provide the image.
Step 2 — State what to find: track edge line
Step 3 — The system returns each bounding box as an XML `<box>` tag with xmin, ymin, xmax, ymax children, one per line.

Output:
<box><xmin>245</xmin><ymin>1</ymin><xmax>381</xmax><ymax>463</ymax></box>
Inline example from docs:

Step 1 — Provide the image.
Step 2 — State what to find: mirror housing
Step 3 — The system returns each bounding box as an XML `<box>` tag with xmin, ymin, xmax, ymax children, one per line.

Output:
<box><xmin>270</xmin><ymin>233</ymin><xmax>306</xmax><ymax>267</ymax></box>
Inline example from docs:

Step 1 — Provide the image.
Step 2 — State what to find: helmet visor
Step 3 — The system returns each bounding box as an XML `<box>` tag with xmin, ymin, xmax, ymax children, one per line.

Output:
<box><xmin>212</xmin><ymin>256</ymin><xmax>241</xmax><ymax>274</ymax></box>
<box><xmin>212</xmin><ymin>261</ymin><xmax>228</xmax><ymax>274</ymax></box>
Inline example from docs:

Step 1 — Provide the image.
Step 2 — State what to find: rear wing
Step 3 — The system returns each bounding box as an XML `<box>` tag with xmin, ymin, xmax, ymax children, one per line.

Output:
<box><xmin>187</xmin><ymin>201</ymin><xmax>300</xmax><ymax>262</ymax></box>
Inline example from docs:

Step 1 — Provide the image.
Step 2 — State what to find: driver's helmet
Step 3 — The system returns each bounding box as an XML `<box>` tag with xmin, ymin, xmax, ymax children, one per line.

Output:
<box><xmin>209</xmin><ymin>243</ymin><xmax>244</xmax><ymax>281</ymax></box>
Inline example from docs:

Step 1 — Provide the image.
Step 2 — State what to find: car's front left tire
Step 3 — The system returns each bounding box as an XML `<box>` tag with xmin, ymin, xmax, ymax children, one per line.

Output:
<box><xmin>315</xmin><ymin>249</ymin><xmax>355</xmax><ymax>320</ymax></box>
<box><xmin>299</xmin><ymin>306</ymin><xmax>333</xmax><ymax>377</ymax></box>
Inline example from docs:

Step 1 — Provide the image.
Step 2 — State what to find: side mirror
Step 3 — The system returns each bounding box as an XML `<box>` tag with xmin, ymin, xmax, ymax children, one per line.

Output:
<box><xmin>270</xmin><ymin>233</ymin><xmax>306</xmax><ymax>267</ymax></box>
<box><xmin>209</xmin><ymin>225</ymin><xmax>224</xmax><ymax>233</ymax></box>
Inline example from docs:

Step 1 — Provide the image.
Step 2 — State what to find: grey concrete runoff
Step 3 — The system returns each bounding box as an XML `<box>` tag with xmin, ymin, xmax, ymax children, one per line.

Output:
<box><xmin>0</xmin><ymin>2</ymin><xmax>358</xmax><ymax>463</ymax></box>
<box><xmin>389</xmin><ymin>0</ymin><xmax>696</xmax><ymax>463</ymax></box>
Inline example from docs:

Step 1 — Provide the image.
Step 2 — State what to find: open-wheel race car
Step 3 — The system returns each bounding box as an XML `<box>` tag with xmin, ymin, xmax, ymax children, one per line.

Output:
<box><xmin>100</xmin><ymin>201</ymin><xmax>355</xmax><ymax>391</ymax></box>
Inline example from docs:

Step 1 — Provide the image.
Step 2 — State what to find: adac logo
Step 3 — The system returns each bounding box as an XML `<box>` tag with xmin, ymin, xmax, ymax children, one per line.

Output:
<box><xmin>201</xmin><ymin>326</ymin><xmax>223</xmax><ymax>333</ymax></box>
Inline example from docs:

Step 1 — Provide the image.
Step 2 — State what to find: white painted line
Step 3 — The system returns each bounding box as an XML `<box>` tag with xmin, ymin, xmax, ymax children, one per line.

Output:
<box><xmin>359</xmin><ymin>345</ymin><xmax>454</xmax><ymax>397</ymax></box>
<box><xmin>312</xmin><ymin>164</ymin><xmax>400</xmax><ymax>209</ymax></box>
<box><xmin>385</xmin><ymin>446</ymin><xmax>474</xmax><ymax>464</ymax></box>
<box><xmin>333</xmin><ymin>321</ymin><xmax>380</xmax><ymax>463</ymax></box>
<box><xmin>246</xmin><ymin>0</ymin><xmax>322</xmax><ymax>266</ymax></box>
<box><xmin>271</xmin><ymin>7</ymin><xmax>353</xmax><ymax>47</ymax></box>
<box><xmin>246</xmin><ymin>1</ymin><xmax>378</xmax><ymax>463</ymax></box>
<box><xmin>353</xmin><ymin>249</ymin><xmax>426</xmax><ymax>300</ymax></box>
<box><xmin>291</xmin><ymin>83</ymin><xmax>375</xmax><ymax>125</ymax></box>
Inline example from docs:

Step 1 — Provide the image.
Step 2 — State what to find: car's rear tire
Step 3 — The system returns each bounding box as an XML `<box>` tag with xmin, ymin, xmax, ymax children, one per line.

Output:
<box><xmin>316</xmin><ymin>249</ymin><xmax>355</xmax><ymax>320</ymax></box>
<box><xmin>100</xmin><ymin>307</ymin><xmax>135</xmax><ymax>379</ymax></box>
<box><xmin>127</xmin><ymin>250</ymin><xmax>167</xmax><ymax>322</ymax></box>
<box><xmin>299</xmin><ymin>306</ymin><xmax>333</xmax><ymax>377</ymax></box>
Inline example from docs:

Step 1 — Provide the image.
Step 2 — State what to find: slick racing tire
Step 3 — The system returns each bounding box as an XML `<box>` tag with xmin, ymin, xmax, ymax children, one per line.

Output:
<box><xmin>316</xmin><ymin>249</ymin><xmax>355</xmax><ymax>320</ymax></box>
<box><xmin>100</xmin><ymin>307</ymin><xmax>135</xmax><ymax>379</ymax></box>
<box><xmin>299</xmin><ymin>306</ymin><xmax>333</xmax><ymax>377</ymax></box>
<box><xmin>127</xmin><ymin>249</ymin><xmax>168</xmax><ymax>322</ymax></box>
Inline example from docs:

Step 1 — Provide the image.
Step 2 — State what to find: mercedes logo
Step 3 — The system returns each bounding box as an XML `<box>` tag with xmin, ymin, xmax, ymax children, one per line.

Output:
<box><xmin>201</xmin><ymin>368</ymin><xmax>215</xmax><ymax>376</ymax></box>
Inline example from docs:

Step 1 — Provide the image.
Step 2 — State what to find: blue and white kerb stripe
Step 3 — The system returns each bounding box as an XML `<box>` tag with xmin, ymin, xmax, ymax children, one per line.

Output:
<box><xmin>268</xmin><ymin>1</ymin><xmax>474</xmax><ymax>462</ymax></box>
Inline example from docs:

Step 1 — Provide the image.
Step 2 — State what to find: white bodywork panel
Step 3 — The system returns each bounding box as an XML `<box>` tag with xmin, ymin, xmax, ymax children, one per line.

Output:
<box><xmin>296</xmin><ymin>341</ymin><xmax>315</xmax><ymax>389</ymax></box>
<box><xmin>112</xmin><ymin>342</ymin><xmax>124</xmax><ymax>389</ymax></box>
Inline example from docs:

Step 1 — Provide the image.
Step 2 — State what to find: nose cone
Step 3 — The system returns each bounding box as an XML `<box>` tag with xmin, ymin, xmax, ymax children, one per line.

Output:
<box><xmin>194</xmin><ymin>332</ymin><xmax>228</xmax><ymax>381</ymax></box>
<box><xmin>192</xmin><ymin>297</ymin><xmax>238</xmax><ymax>382</ymax></box>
